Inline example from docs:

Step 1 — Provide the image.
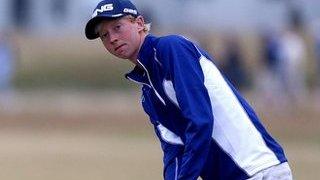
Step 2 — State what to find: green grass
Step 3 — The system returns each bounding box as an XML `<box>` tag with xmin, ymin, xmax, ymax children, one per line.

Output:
<box><xmin>14</xmin><ymin>57</ymin><xmax>134</xmax><ymax>89</ymax></box>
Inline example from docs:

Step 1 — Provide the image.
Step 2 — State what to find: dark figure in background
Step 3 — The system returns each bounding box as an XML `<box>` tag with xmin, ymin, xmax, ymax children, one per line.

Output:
<box><xmin>0</xmin><ymin>33</ymin><xmax>15</xmax><ymax>91</ymax></box>
<box><xmin>0</xmin><ymin>31</ymin><xmax>17</xmax><ymax>110</ymax></box>
<box><xmin>316</xmin><ymin>33</ymin><xmax>320</xmax><ymax>87</ymax></box>
<box><xmin>51</xmin><ymin>0</ymin><xmax>68</xmax><ymax>23</ymax></box>
<box><xmin>256</xmin><ymin>32</ymin><xmax>284</xmax><ymax>108</ymax></box>
<box><xmin>262</xmin><ymin>33</ymin><xmax>281</xmax><ymax>74</ymax></box>
<box><xmin>220</xmin><ymin>36</ymin><xmax>250</xmax><ymax>91</ymax></box>
<box><xmin>11</xmin><ymin>0</ymin><xmax>31</xmax><ymax>29</ymax></box>
<box><xmin>277</xmin><ymin>4</ymin><xmax>307</xmax><ymax>105</ymax></box>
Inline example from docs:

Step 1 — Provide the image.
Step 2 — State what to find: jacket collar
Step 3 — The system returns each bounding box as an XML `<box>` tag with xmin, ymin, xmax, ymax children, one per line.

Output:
<box><xmin>125</xmin><ymin>34</ymin><xmax>156</xmax><ymax>84</ymax></box>
<box><xmin>125</xmin><ymin>65</ymin><xmax>150</xmax><ymax>86</ymax></box>
<box><xmin>137</xmin><ymin>34</ymin><xmax>157</xmax><ymax>67</ymax></box>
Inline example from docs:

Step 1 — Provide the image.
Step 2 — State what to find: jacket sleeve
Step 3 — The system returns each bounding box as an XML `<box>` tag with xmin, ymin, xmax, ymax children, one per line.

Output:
<box><xmin>157</xmin><ymin>36</ymin><xmax>214</xmax><ymax>180</ymax></box>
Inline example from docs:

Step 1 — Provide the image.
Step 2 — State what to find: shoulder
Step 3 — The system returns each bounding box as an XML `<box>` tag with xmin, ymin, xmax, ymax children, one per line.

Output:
<box><xmin>156</xmin><ymin>35</ymin><xmax>191</xmax><ymax>47</ymax></box>
<box><xmin>154</xmin><ymin>35</ymin><xmax>197</xmax><ymax>56</ymax></box>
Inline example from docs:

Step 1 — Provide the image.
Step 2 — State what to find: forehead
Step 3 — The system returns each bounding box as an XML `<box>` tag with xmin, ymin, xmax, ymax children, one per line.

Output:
<box><xmin>99</xmin><ymin>17</ymin><xmax>130</xmax><ymax>29</ymax></box>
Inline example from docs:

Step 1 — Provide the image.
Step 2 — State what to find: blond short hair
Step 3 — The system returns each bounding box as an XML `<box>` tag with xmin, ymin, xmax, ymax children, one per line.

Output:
<box><xmin>95</xmin><ymin>15</ymin><xmax>151</xmax><ymax>36</ymax></box>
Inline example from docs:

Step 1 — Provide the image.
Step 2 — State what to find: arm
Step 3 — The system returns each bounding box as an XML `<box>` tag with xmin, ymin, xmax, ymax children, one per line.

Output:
<box><xmin>158</xmin><ymin>36</ymin><xmax>214</xmax><ymax>179</ymax></box>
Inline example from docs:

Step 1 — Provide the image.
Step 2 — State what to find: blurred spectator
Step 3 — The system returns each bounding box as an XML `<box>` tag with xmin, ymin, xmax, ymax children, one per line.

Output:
<box><xmin>0</xmin><ymin>31</ymin><xmax>17</xmax><ymax>109</ymax></box>
<box><xmin>315</xmin><ymin>32</ymin><xmax>320</xmax><ymax>87</ymax></box>
<box><xmin>277</xmin><ymin>6</ymin><xmax>307</xmax><ymax>105</ymax></box>
<box><xmin>51</xmin><ymin>0</ymin><xmax>68</xmax><ymax>23</ymax></box>
<box><xmin>256</xmin><ymin>31</ymin><xmax>283</xmax><ymax>106</ymax></box>
<box><xmin>11</xmin><ymin>0</ymin><xmax>31</xmax><ymax>29</ymax></box>
<box><xmin>262</xmin><ymin>32</ymin><xmax>281</xmax><ymax>74</ymax></box>
<box><xmin>0</xmin><ymin>33</ymin><xmax>15</xmax><ymax>90</ymax></box>
<box><xmin>220</xmin><ymin>35</ymin><xmax>250</xmax><ymax>91</ymax></box>
<box><xmin>0</xmin><ymin>32</ymin><xmax>15</xmax><ymax>92</ymax></box>
<box><xmin>312</xmin><ymin>27</ymin><xmax>320</xmax><ymax>107</ymax></box>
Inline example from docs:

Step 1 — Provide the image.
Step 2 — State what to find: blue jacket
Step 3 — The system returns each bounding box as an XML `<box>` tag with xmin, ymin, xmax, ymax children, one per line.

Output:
<box><xmin>125</xmin><ymin>34</ymin><xmax>287</xmax><ymax>180</ymax></box>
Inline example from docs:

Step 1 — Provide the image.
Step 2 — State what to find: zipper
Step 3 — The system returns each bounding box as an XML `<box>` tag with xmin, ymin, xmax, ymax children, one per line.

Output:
<box><xmin>137</xmin><ymin>59</ymin><xmax>166</xmax><ymax>105</ymax></box>
<box><xmin>175</xmin><ymin>157</ymin><xmax>179</xmax><ymax>180</ymax></box>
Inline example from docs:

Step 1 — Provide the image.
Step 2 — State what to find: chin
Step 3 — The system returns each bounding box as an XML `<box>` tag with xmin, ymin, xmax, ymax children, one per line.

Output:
<box><xmin>111</xmin><ymin>52</ymin><xmax>126</xmax><ymax>59</ymax></box>
<box><xmin>118</xmin><ymin>53</ymin><xmax>133</xmax><ymax>60</ymax></box>
<box><xmin>117</xmin><ymin>54</ymin><xmax>129</xmax><ymax>59</ymax></box>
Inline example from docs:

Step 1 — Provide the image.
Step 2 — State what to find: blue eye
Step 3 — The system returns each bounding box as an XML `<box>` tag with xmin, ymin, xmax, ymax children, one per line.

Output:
<box><xmin>115</xmin><ymin>25</ymin><xmax>121</xmax><ymax>31</ymax></box>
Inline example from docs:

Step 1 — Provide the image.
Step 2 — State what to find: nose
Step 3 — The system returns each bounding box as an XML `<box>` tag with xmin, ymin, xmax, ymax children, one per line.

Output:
<box><xmin>109</xmin><ymin>32</ymin><xmax>118</xmax><ymax>44</ymax></box>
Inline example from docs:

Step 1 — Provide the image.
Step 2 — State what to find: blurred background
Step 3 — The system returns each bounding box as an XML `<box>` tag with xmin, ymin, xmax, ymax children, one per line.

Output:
<box><xmin>0</xmin><ymin>0</ymin><xmax>319</xmax><ymax>179</ymax></box>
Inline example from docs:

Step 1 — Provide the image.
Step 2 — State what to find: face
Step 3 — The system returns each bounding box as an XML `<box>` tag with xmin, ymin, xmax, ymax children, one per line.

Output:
<box><xmin>98</xmin><ymin>16</ymin><xmax>146</xmax><ymax>63</ymax></box>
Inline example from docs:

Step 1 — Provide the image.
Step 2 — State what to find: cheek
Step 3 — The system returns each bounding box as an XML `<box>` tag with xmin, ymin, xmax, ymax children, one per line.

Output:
<box><xmin>128</xmin><ymin>30</ymin><xmax>140</xmax><ymax>47</ymax></box>
<box><xmin>103</xmin><ymin>42</ymin><xmax>113</xmax><ymax>52</ymax></box>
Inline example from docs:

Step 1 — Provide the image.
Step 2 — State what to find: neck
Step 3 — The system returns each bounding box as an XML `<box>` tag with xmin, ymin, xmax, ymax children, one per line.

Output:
<box><xmin>128</xmin><ymin>32</ymin><xmax>148</xmax><ymax>64</ymax></box>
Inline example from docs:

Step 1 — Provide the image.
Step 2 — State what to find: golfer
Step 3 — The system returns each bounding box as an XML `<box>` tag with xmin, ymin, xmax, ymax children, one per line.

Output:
<box><xmin>85</xmin><ymin>0</ymin><xmax>293</xmax><ymax>179</ymax></box>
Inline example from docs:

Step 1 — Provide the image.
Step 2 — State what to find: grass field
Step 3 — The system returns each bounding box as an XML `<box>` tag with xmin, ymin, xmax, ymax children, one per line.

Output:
<box><xmin>0</xmin><ymin>90</ymin><xmax>319</xmax><ymax>180</ymax></box>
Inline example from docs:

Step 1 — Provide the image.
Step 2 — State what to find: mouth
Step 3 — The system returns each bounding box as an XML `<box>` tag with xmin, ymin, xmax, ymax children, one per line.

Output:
<box><xmin>115</xmin><ymin>44</ymin><xmax>126</xmax><ymax>52</ymax></box>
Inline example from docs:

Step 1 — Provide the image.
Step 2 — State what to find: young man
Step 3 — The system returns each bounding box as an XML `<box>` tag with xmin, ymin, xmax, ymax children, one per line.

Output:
<box><xmin>85</xmin><ymin>0</ymin><xmax>293</xmax><ymax>179</ymax></box>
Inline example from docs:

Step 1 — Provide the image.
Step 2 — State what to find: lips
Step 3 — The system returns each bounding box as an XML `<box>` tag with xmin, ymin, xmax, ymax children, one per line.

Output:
<box><xmin>115</xmin><ymin>44</ymin><xmax>126</xmax><ymax>52</ymax></box>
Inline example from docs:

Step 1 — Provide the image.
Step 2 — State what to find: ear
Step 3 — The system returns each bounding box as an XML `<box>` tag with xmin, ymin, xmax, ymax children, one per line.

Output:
<box><xmin>135</xmin><ymin>16</ymin><xmax>145</xmax><ymax>32</ymax></box>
